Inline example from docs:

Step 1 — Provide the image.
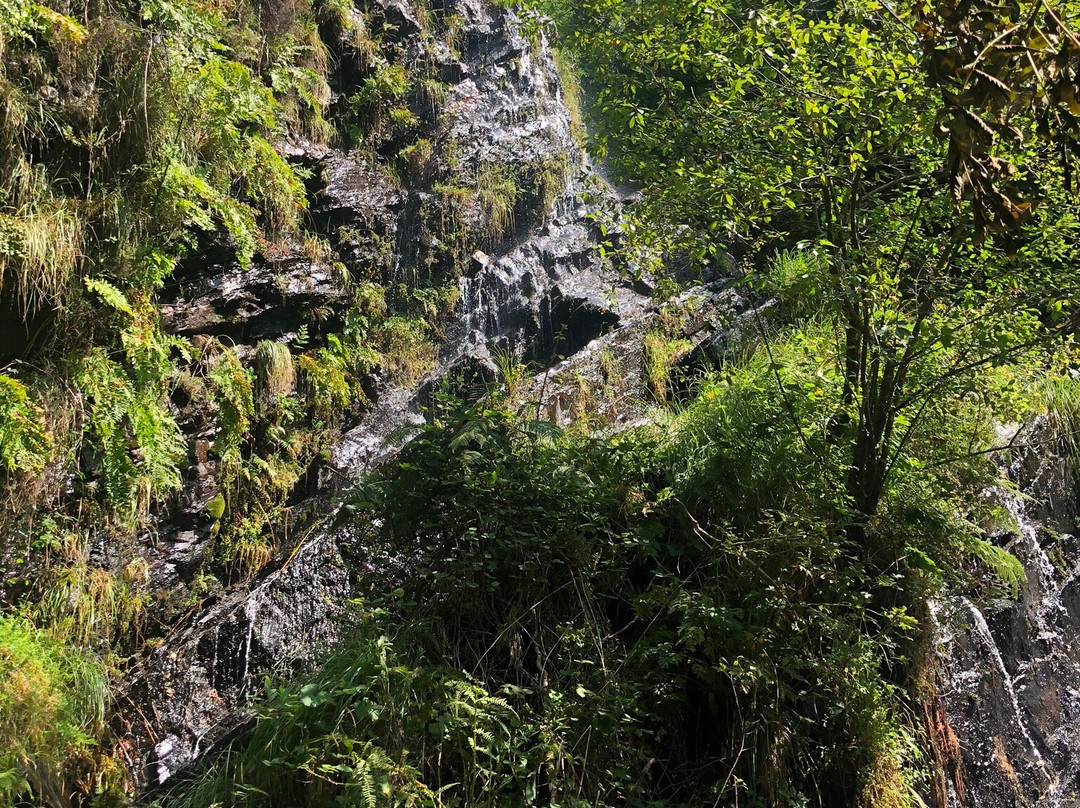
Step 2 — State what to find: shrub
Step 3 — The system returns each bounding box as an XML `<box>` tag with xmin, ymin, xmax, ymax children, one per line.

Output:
<box><xmin>163</xmin><ymin>626</ymin><xmax>522</xmax><ymax>808</ymax></box>
<box><xmin>170</xmin><ymin>323</ymin><xmax>1028</xmax><ymax>805</ymax></box>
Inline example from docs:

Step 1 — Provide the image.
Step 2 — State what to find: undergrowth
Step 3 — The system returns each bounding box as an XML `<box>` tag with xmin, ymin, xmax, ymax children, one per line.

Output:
<box><xmin>164</xmin><ymin>324</ymin><xmax>1034</xmax><ymax>808</ymax></box>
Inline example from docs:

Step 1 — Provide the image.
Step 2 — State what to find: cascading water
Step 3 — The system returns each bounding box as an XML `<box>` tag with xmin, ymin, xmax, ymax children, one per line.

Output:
<box><xmin>934</xmin><ymin>419</ymin><xmax>1080</xmax><ymax>807</ymax></box>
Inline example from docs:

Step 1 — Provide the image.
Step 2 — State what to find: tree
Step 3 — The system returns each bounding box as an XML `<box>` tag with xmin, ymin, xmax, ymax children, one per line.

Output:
<box><xmin>916</xmin><ymin>0</ymin><xmax>1080</xmax><ymax>246</ymax></box>
<box><xmin>525</xmin><ymin>0</ymin><xmax>1080</xmax><ymax>540</ymax></box>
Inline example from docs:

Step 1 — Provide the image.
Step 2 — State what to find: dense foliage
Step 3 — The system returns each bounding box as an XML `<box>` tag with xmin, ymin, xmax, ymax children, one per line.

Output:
<box><xmin>6</xmin><ymin>0</ymin><xmax>1080</xmax><ymax>804</ymax></box>
<box><xmin>170</xmin><ymin>0</ymin><xmax>1080</xmax><ymax>805</ymax></box>
<box><xmin>166</xmin><ymin>320</ymin><xmax>1045</xmax><ymax>807</ymax></box>
<box><xmin>0</xmin><ymin>0</ymin><xmax>331</xmax><ymax>798</ymax></box>
<box><xmin>0</xmin><ymin>0</ymin><xmax>486</xmax><ymax>800</ymax></box>
<box><xmin>0</xmin><ymin>614</ymin><xmax>110</xmax><ymax>805</ymax></box>
<box><xmin>521</xmin><ymin>0</ymin><xmax>1080</xmax><ymax>524</ymax></box>
<box><xmin>0</xmin><ymin>0</ymin><xmax>333</xmax><ymax>546</ymax></box>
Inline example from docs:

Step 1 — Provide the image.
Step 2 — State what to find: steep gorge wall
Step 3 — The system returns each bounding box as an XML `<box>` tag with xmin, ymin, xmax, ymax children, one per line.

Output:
<box><xmin>33</xmin><ymin>0</ymin><xmax>1071</xmax><ymax>799</ymax></box>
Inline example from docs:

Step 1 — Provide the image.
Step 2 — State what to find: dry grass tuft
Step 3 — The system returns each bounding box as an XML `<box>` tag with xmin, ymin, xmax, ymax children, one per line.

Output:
<box><xmin>0</xmin><ymin>204</ymin><xmax>83</xmax><ymax>313</ymax></box>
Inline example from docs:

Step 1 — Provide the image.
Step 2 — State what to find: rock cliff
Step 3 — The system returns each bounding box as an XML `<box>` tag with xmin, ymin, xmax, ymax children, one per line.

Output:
<box><xmin>100</xmin><ymin>1</ymin><xmax>1079</xmax><ymax>800</ymax></box>
<box><xmin>112</xmin><ymin>0</ymin><xmax>749</xmax><ymax>787</ymax></box>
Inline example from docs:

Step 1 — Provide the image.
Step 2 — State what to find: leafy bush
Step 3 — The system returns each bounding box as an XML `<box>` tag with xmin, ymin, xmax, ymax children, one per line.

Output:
<box><xmin>182</xmin><ymin>319</ymin><xmax>1030</xmax><ymax>807</ymax></box>
<box><xmin>165</xmin><ymin>627</ymin><xmax>525</xmax><ymax>808</ymax></box>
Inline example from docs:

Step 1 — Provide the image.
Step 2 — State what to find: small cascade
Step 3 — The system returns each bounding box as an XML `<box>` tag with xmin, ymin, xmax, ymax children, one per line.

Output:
<box><xmin>935</xmin><ymin>421</ymin><xmax>1080</xmax><ymax>807</ymax></box>
<box><xmin>240</xmin><ymin>597</ymin><xmax>258</xmax><ymax>698</ymax></box>
<box><xmin>458</xmin><ymin>274</ymin><xmax>477</xmax><ymax>323</ymax></box>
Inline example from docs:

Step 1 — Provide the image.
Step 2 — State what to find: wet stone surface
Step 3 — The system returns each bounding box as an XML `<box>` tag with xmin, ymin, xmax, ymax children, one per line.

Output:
<box><xmin>935</xmin><ymin>420</ymin><xmax>1080</xmax><ymax>808</ymax></box>
<box><xmin>116</xmin><ymin>0</ymin><xmax>697</xmax><ymax>786</ymax></box>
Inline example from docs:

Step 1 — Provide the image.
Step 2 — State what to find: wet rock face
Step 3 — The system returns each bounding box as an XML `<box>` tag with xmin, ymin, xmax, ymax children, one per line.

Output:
<box><xmin>119</xmin><ymin>0</ymin><xmax>748</xmax><ymax>790</ymax></box>
<box><xmin>120</xmin><ymin>522</ymin><xmax>360</xmax><ymax>785</ymax></box>
<box><xmin>935</xmin><ymin>421</ymin><xmax>1080</xmax><ymax>807</ymax></box>
<box><xmin>160</xmin><ymin>258</ymin><xmax>349</xmax><ymax>341</ymax></box>
<box><xmin>512</xmin><ymin>283</ymin><xmax>749</xmax><ymax>430</ymax></box>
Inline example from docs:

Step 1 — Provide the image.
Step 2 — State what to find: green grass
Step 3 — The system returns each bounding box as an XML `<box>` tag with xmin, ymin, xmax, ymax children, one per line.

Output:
<box><xmin>553</xmin><ymin>48</ymin><xmax>587</xmax><ymax>146</ymax></box>
<box><xmin>0</xmin><ymin>204</ymin><xmax>82</xmax><ymax>314</ymax></box>
<box><xmin>476</xmin><ymin>163</ymin><xmax>518</xmax><ymax>240</ymax></box>
<box><xmin>254</xmin><ymin>340</ymin><xmax>297</xmax><ymax>405</ymax></box>
<box><xmin>642</xmin><ymin>330</ymin><xmax>692</xmax><ymax>403</ymax></box>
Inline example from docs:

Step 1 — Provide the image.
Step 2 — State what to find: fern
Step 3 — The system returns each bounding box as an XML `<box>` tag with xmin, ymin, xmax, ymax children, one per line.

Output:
<box><xmin>206</xmin><ymin>346</ymin><xmax>255</xmax><ymax>462</ymax></box>
<box><xmin>297</xmin><ymin>348</ymin><xmax>353</xmax><ymax>423</ymax></box>
<box><xmin>77</xmin><ymin>347</ymin><xmax>184</xmax><ymax>523</ymax></box>
<box><xmin>0</xmin><ymin>373</ymin><xmax>51</xmax><ymax>474</ymax></box>
<box><xmin>83</xmin><ymin>277</ymin><xmax>133</xmax><ymax>315</ymax></box>
<box><xmin>965</xmin><ymin>535</ymin><xmax>1026</xmax><ymax>598</ymax></box>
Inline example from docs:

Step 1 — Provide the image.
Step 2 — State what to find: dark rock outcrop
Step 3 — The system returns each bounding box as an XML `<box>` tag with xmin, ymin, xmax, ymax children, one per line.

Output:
<box><xmin>119</xmin><ymin>526</ymin><xmax>356</xmax><ymax>784</ymax></box>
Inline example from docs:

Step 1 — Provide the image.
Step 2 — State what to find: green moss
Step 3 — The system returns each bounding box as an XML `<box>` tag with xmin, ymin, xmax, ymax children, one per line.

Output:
<box><xmin>0</xmin><ymin>614</ymin><xmax>108</xmax><ymax>805</ymax></box>
<box><xmin>204</xmin><ymin>492</ymin><xmax>226</xmax><ymax>521</ymax></box>
<box><xmin>432</xmin><ymin>182</ymin><xmax>473</xmax><ymax>205</ymax></box>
